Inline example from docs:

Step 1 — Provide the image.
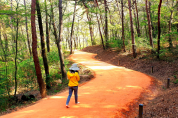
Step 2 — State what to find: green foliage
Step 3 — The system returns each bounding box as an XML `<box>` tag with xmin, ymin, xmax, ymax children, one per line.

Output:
<box><xmin>47</xmin><ymin>50</ymin><xmax>60</xmax><ymax>64</ymax></box>
<box><xmin>173</xmin><ymin>79</ymin><xmax>178</xmax><ymax>84</ymax></box>
<box><xmin>108</xmin><ymin>38</ymin><xmax>123</xmax><ymax>49</ymax></box>
<box><xmin>135</xmin><ymin>37</ymin><xmax>153</xmax><ymax>50</ymax></box>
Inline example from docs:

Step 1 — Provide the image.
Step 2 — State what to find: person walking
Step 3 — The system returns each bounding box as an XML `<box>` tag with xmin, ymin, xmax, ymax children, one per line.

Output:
<box><xmin>66</xmin><ymin>63</ymin><xmax>80</xmax><ymax>108</ymax></box>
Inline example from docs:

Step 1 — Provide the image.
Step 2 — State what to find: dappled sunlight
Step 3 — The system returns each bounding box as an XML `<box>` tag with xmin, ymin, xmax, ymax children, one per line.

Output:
<box><xmin>116</xmin><ymin>87</ymin><xmax>126</xmax><ymax>90</ymax></box>
<box><xmin>106</xmin><ymin>89</ymin><xmax>120</xmax><ymax>93</ymax></box>
<box><xmin>88</xmin><ymin>66</ymin><xmax>117</xmax><ymax>70</ymax></box>
<box><xmin>102</xmin><ymin>105</ymin><xmax>117</xmax><ymax>108</ymax></box>
<box><xmin>82</xmin><ymin>92</ymin><xmax>91</xmax><ymax>95</ymax></box>
<box><xmin>49</xmin><ymin>96</ymin><xmax>66</xmax><ymax>99</ymax></box>
<box><xmin>76</xmin><ymin>104</ymin><xmax>92</xmax><ymax>108</ymax></box>
<box><xmin>18</xmin><ymin>110</ymin><xmax>39</xmax><ymax>114</ymax></box>
<box><xmin>126</xmin><ymin>85</ymin><xmax>142</xmax><ymax>89</ymax></box>
<box><xmin>61</xmin><ymin>116</ymin><xmax>77</xmax><ymax>118</ymax></box>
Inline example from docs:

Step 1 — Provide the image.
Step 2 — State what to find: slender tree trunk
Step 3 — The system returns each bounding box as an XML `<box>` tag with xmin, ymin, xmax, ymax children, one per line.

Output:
<box><xmin>83</xmin><ymin>2</ymin><xmax>95</xmax><ymax>45</ymax></box>
<box><xmin>104</xmin><ymin>0</ymin><xmax>109</xmax><ymax>48</ymax></box>
<box><xmin>133</xmin><ymin>5</ymin><xmax>138</xmax><ymax>37</ymax></box>
<box><xmin>31</xmin><ymin>0</ymin><xmax>46</xmax><ymax>98</ymax></box>
<box><xmin>146</xmin><ymin>0</ymin><xmax>153</xmax><ymax>48</ymax></box>
<box><xmin>94</xmin><ymin>0</ymin><xmax>105</xmax><ymax>50</ymax></box>
<box><xmin>168</xmin><ymin>10</ymin><xmax>173</xmax><ymax>49</ymax></box>
<box><xmin>128</xmin><ymin>0</ymin><xmax>136</xmax><ymax>58</ymax></box>
<box><xmin>157</xmin><ymin>0</ymin><xmax>162</xmax><ymax>59</ymax></box>
<box><xmin>36</xmin><ymin>0</ymin><xmax>50</xmax><ymax>89</ymax></box>
<box><xmin>121</xmin><ymin>0</ymin><xmax>125</xmax><ymax>52</ymax></box>
<box><xmin>143</xmin><ymin>7</ymin><xmax>148</xmax><ymax>38</ymax></box>
<box><xmin>50</xmin><ymin>0</ymin><xmax>58</xmax><ymax>45</ymax></box>
<box><xmin>45</xmin><ymin>0</ymin><xmax>50</xmax><ymax>52</ymax></box>
<box><xmin>135</xmin><ymin>0</ymin><xmax>140</xmax><ymax>37</ymax></box>
<box><xmin>24</xmin><ymin>0</ymin><xmax>32</xmax><ymax>56</ymax></box>
<box><xmin>14</xmin><ymin>2</ymin><xmax>19</xmax><ymax>96</ymax></box>
<box><xmin>70</xmin><ymin>0</ymin><xmax>77</xmax><ymax>54</ymax></box>
<box><xmin>95</xmin><ymin>0</ymin><xmax>105</xmax><ymax>32</ymax></box>
<box><xmin>58</xmin><ymin>0</ymin><xmax>67</xmax><ymax>79</ymax></box>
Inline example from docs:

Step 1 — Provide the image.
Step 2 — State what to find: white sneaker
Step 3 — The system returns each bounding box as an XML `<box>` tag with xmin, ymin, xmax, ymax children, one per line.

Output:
<box><xmin>76</xmin><ymin>102</ymin><xmax>80</xmax><ymax>104</ymax></box>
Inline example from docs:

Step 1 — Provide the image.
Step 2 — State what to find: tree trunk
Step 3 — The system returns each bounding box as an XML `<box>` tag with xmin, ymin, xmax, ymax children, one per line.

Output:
<box><xmin>128</xmin><ymin>0</ymin><xmax>136</xmax><ymax>58</ymax></box>
<box><xmin>133</xmin><ymin>4</ymin><xmax>138</xmax><ymax>37</ymax></box>
<box><xmin>14</xmin><ymin>2</ymin><xmax>19</xmax><ymax>96</ymax></box>
<box><xmin>36</xmin><ymin>0</ymin><xmax>50</xmax><ymax>89</ymax></box>
<box><xmin>121</xmin><ymin>0</ymin><xmax>126</xmax><ymax>52</ymax></box>
<box><xmin>50</xmin><ymin>0</ymin><xmax>58</xmax><ymax>45</ymax></box>
<box><xmin>31</xmin><ymin>0</ymin><xmax>47</xmax><ymax>98</ymax></box>
<box><xmin>146</xmin><ymin>0</ymin><xmax>153</xmax><ymax>48</ymax></box>
<box><xmin>104</xmin><ymin>0</ymin><xmax>109</xmax><ymax>48</ymax></box>
<box><xmin>157</xmin><ymin>0</ymin><xmax>162</xmax><ymax>59</ymax></box>
<box><xmin>94</xmin><ymin>0</ymin><xmax>105</xmax><ymax>50</ymax></box>
<box><xmin>168</xmin><ymin>10</ymin><xmax>173</xmax><ymax>49</ymax></box>
<box><xmin>45</xmin><ymin>0</ymin><xmax>50</xmax><ymax>52</ymax></box>
<box><xmin>24</xmin><ymin>0</ymin><xmax>32</xmax><ymax>56</ymax></box>
<box><xmin>70</xmin><ymin>0</ymin><xmax>77</xmax><ymax>54</ymax></box>
<box><xmin>83</xmin><ymin>2</ymin><xmax>95</xmax><ymax>45</ymax></box>
<box><xmin>135</xmin><ymin>0</ymin><xmax>140</xmax><ymax>37</ymax></box>
<box><xmin>58</xmin><ymin>0</ymin><xmax>67</xmax><ymax>79</ymax></box>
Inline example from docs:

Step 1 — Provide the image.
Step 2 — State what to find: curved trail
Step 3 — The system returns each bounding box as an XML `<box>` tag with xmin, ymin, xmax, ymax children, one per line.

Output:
<box><xmin>1</xmin><ymin>50</ymin><xmax>152</xmax><ymax>118</ymax></box>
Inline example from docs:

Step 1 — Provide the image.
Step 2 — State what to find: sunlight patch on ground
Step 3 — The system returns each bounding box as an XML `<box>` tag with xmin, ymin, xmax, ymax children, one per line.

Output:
<box><xmin>49</xmin><ymin>96</ymin><xmax>65</xmax><ymax>99</ymax></box>
<box><xmin>82</xmin><ymin>92</ymin><xmax>91</xmax><ymax>95</ymax></box>
<box><xmin>126</xmin><ymin>85</ymin><xmax>142</xmax><ymax>89</ymax></box>
<box><xmin>117</xmin><ymin>87</ymin><xmax>126</xmax><ymax>90</ymax></box>
<box><xmin>106</xmin><ymin>89</ymin><xmax>119</xmax><ymax>93</ymax></box>
<box><xmin>102</xmin><ymin>105</ymin><xmax>117</xmax><ymax>108</ymax></box>
<box><xmin>61</xmin><ymin>116</ymin><xmax>77</xmax><ymax>118</ymax></box>
<box><xmin>88</xmin><ymin>66</ymin><xmax>116</xmax><ymax>70</ymax></box>
<box><xmin>78</xmin><ymin>104</ymin><xmax>92</xmax><ymax>108</ymax></box>
<box><xmin>18</xmin><ymin>110</ymin><xmax>38</xmax><ymax>114</ymax></box>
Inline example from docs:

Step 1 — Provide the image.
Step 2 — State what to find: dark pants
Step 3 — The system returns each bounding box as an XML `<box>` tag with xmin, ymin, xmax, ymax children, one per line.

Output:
<box><xmin>66</xmin><ymin>86</ymin><xmax>78</xmax><ymax>105</ymax></box>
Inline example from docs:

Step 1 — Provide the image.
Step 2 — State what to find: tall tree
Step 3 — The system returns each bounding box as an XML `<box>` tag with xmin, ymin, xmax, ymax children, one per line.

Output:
<box><xmin>70</xmin><ymin>0</ymin><xmax>77</xmax><ymax>54</ymax></box>
<box><xmin>58</xmin><ymin>0</ymin><xmax>67</xmax><ymax>79</ymax></box>
<box><xmin>157</xmin><ymin>0</ymin><xmax>162</xmax><ymax>59</ymax></box>
<box><xmin>49</xmin><ymin>0</ymin><xmax>67</xmax><ymax>79</ymax></box>
<box><xmin>36</xmin><ymin>0</ymin><xmax>50</xmax><ymax>89</ymax></box>
<box><xmin>168</xmin><ymin>10</ymin><xmax>173</xmax><ymax>49</ymax></box>
<box><xmin>134</xmin><ymin>0</ymin><xmax>140</xmax><ymax>37</ymax></box>
<box><xmin>14</xmin><ymin>0</ymin><xmax>19</xmax><ymax>96</ymax></box>
<box><xmin>121</xmin><ymin>0</ymin><xmax>125</xmax><ymax>51</ymax></box>
<box><xmin>31</xmin><ymin>0</ymin><xmax>47</xmax><ymax>98</ymax></box>
<box><xmin>128</xmin><ymin>0</ymin><xmax>136</xmax><ymax>58</ymax></box>
<box><xmin>45</xmin><ymin>0</ymin><xmax>50</xmax><ymax>52</ymax></box>
<box><xmin>24</xmin><ymin>0</ymin><xmax>32</xmax><ymax>55</ymax></box>
<box><xmin>94</xmin><ymin>0</ymin><xmax>105</xmax><ymax>50</ymax></box>
<box><xmin>104</xmin><ymin>0</ymin><xmax>109</xmax><ymax>48</ymax></box>
<box><xmin>82</xmin><ymin>2</ymin><xmax>95</xmax><ymax>45</ymax></box>
<box><xmin>50</xmin><ymin>0</ymin><xmax>58</xmax><ymax>45</ymax></box>
<box><xmin>146</xmin><ymin>0</ymin><xmax>153</xmax><ymax>48</ymax></box>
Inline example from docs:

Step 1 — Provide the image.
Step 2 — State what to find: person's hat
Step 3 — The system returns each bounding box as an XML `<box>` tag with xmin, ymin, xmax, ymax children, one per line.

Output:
<box><xmin>69</xmin><ymin>63</ymin><xmax>80</xmax><ymax>71</ymax></box>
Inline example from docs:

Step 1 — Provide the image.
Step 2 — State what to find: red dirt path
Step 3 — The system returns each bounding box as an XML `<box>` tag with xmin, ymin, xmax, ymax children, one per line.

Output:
<box><xmin>0</xmin><ymin>50</ymin><xmax>152</xmax><ymax>118</ymax></box>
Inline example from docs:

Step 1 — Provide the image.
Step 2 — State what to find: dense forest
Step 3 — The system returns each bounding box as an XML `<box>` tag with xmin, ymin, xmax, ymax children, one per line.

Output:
<box><xmin>0</xmin><ymin>0</ymin><xmax>178</xmax><ymax>112</ymax></box>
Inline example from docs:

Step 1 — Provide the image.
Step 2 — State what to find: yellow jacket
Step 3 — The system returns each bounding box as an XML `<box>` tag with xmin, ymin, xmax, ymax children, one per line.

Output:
<box><xmin>67</xmin><ymin>71</ymin><xmax>80</xmax><ymax>87</ymax></box>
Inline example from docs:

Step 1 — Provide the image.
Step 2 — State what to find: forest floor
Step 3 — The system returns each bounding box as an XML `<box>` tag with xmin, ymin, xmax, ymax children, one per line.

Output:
<box><xmin>82</xmin><ymin>45</ymin><xmax>178</xmax><ymax>117</ymax></box>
